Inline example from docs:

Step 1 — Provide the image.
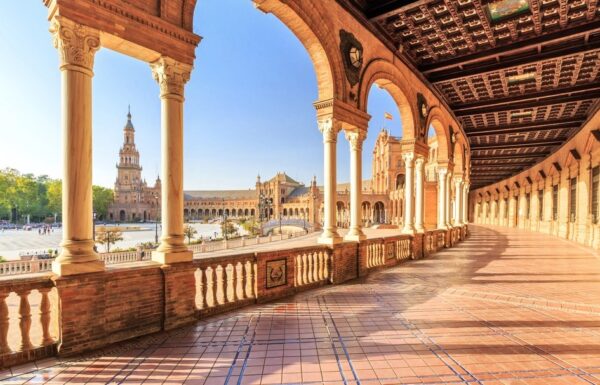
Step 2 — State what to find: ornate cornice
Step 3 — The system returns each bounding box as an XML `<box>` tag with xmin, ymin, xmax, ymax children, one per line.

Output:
<box><xmin>150</xmin><ymin>57</ymin><xmax>192</xmax><ymax>99</ymax></box>
<box><xmin>50</xmin><ymin>16</ymin><xmax>100</xmax><ymax>73</ymax></box>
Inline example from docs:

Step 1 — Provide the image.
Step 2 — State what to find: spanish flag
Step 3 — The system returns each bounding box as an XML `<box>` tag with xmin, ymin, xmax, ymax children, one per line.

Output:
<box><xmin>384</xmin><ymin>112</ymin><xmax>393</xmax><ymax>120</ymax></box>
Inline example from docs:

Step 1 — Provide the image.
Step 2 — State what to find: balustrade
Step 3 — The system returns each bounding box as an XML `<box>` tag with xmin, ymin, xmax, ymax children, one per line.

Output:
<box><xmin>295</xmin><ymin>248</ymin><xmax>330</xmax><ymax>287</ymax></box>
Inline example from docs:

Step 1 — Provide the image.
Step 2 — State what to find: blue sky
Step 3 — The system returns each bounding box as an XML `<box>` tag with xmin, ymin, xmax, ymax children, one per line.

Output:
<box><xmin>0</xmin><ymin>1</ymin><xmax>402</xmax><ymax>189</ymax></box>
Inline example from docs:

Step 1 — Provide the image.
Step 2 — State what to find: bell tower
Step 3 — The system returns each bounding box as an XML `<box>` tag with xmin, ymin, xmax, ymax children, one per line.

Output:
<box><xmin>115</xmin><ymin>107</ymin><xmax>143</xmax><ymax>204</ymax></box>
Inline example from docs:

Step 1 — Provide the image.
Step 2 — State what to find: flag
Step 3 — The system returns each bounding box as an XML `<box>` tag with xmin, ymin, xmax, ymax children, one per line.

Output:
<box><xmin>384</xmin><ymin>112</ymin><xmax>393</xmax><ymax>120</ymax></box>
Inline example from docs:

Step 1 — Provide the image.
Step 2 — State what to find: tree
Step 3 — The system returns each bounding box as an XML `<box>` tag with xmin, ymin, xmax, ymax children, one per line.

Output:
<box><xmin>93</xmin><ymin>186</ymin><xmax>114</xmax><ymax>220</ymax></box>
<box><xmin>221</xmin><ymin>218</ymin><xmax>237</xmax><ymax>239</ymax></box>
<box><xmin>46</xmin><ymin>179</ymin><xmax>62</xmax><ymax>218</ymax></box>
<box><xmin>184</xmin><ymin>224</ymin><xmax>197</xmax><ymax>245</ymax></box>
<box><xmin>241</xmin><ymin>218</ymin><xmax>261</xmax><ymax>236</ymax></box>
<box><xmin>96</xmin><ymin>228</ymin><xmax>123</xmax><ymax>252</ymax></box>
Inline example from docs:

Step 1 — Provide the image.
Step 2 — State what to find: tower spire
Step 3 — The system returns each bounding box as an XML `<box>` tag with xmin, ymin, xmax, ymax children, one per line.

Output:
<box><xmin>127</xmin><ymin>104</ymin><xmax>131</xmax><ymax>119</ymax></box>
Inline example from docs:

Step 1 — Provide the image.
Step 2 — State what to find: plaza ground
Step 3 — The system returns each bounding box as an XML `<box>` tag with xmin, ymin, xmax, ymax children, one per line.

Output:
<box><xmin>3</xmin><ymin>224</ymin><xmax>600</xmax><ymax>384</ymax></box>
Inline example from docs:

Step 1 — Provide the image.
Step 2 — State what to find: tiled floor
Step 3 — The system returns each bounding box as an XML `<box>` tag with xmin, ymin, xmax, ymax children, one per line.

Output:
<box><xmin>4</xmin><ymin>225</ymin><xmax>600</xmax><ymax>385</ymax></box>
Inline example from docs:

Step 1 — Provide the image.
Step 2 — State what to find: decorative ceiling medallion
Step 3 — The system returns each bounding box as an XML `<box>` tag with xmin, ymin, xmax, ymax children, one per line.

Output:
<box><xmin>485</xmin><ymin>0</ymin><xmax>531</xmax><ymax>23</ymax></box>
<box><xmin>339</xmin><ymin>30</ymin><xmax>363</xmax><ymax>86</ymax></box>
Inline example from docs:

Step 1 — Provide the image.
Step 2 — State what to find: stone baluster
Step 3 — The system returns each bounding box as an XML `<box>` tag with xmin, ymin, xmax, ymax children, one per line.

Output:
<box><xmin>0</xmin><ymin>293</ymin><xmax>9</xmax><ymax>354</ymax></box>
<box><xmin>198</xmin><ymin>268</ymin><xmax>208</xmax><ymax>309</ymax></box>
<box><xmin>302</xmin><ymin>253</ymin><xmax>308</xmax><ymax>284</ymax></box>
<box><xmin>323</xmin><ymin>252</ymin><xmax>329</xmax><ymax>281</ymax></box>
<box><xmin>296</xmin><ymin>256</ymin><xmax>303</xmax><ymax>286</ymax></box>
<box><xmin>39</xmin><ymin>287</ymin><xmax>54</xmax><ymax>345</ymax></box>
<box><xmin>307</xmin><ymin>252</ymin><xmax>313</xmax><ymax>283</ymax></box>
<box><xmin>249</xmin><ymin>263</ymin><xmax>257</xmax><ymax>298</ymax></box>
<box><xmin>240</xmin><ymin>262</ymin><xmax>247</xmax><ymax>300</ymax></box>
<box><xmin>210</xmin><ymin>266</ymin><xmax>218</xmax><ymax>307</ymax></box>
<box><xmin>230</xmin><ymin>263</ymin><xmax>239</xmax><ymax>302</ymax></box>
<box><xmin>18</xmin><ymin>290</ymin><xmax>33</xmax><ymax>351</ymax></box>
<box><xmin>216</xmin><ymin>265</ymin><xmax>225</xmax><ymax>305</ymax></box>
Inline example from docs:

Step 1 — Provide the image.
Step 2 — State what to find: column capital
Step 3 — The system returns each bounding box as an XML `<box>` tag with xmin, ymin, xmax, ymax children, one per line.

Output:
<box><xmin>438</xmin><ymin>167</ymin><xmax>448</xmax><ymax>177</ymax></box>
<box><xmin>318</xmin><ymin>117</ymin><xmax>341</xmax><ymax>143</ymax></box>
<box><xmin>403</xmin><ymin>152</ymin><xmax>415</xmax><ymax>166</ymax></box>
<box><xmin>415</xmin><ymin>156</ymin><xmax>425</xmax><ymax>168</ymax></box>
<box><xmin>344</xmin><ymin>129</ymin><xmax>366</xmax><ymax>151</ymax></box>
<box><xmin>150</xmin><ymin>56</ymin><xmax>192</xmax><ymax>99</ymax></box>
<box><xmin>50</xmin><ymin>16</ymin><xmax>100</xmax><ymax>74</ymax></box>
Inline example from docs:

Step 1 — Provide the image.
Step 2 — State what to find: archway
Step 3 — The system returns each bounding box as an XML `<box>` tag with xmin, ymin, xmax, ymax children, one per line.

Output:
<box><xmin>373</xmin><ymin>201</ymin><xmax>385</xmax><ymax>224</ymax></box>
<box><xmin>119</xmin><ymin>210</ymin><xmax>126</xmax><ymax>222</ymax></box>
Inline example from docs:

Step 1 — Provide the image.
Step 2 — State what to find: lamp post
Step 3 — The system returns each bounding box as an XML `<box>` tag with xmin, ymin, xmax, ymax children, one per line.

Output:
<box><xmin>223</xmin><ymin>213</ymin><xmax>228</xmax><ymax>240</ymax></box>
<box><xmin>279</xmin><ymin>211</ymin><xmax>282</xmax><ymax>236</ymax></box>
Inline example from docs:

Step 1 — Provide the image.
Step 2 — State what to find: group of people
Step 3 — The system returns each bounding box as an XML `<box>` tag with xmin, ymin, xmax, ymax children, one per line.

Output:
<box><xmin>38</xmin><ymin>225</ymin><xmax>54</xmax><ymax>235</ymax></box>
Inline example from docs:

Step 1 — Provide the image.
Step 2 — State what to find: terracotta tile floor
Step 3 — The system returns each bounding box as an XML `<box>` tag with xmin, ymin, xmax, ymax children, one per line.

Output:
<box><xmin>4</xmin><ymin>225</ymin><xmax>600</xmax><ymax>384</ymax></box>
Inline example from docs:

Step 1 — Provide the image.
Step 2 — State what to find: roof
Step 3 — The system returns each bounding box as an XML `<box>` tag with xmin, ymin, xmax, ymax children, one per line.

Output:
<box><xmin>269</xmin><ymin>172</ymin><xmax>301</xmax><ymax>185</ymax></box>
<box><xmin>184</xmin><ymin>190</ymin><xmax>256</xmax><ymax>200</ymax></box>
<box><xmin>288</xmin><ymin>186</ymin><xmax>310</xmax><ymax>198</ymax></box>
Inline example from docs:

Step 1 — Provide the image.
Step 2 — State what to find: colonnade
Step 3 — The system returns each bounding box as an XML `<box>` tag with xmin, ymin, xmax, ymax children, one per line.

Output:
<box><xmin>49</xmin><ymin>15</ymin><xmax>470</xmax><ymax>275</ymax></box>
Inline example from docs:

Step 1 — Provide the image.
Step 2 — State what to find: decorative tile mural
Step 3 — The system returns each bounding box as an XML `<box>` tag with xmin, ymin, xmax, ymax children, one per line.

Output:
<box><xmin>266</xmin><ymin>258</ymin><xmax>287</xmax><ymax>289</ymax></box>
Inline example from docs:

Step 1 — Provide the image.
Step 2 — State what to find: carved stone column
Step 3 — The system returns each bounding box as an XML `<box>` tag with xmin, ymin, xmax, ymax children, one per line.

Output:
<box><xmin>50</xmin><ymin>16</ymin><xmax>104</xmax><ymax>276</ymax></box>
<box><xmin>446</xmin><ymin>171</ymin><xmax>453</xmax><ymax>227</ymax></box>
<box><xmin>150</xmin><ymin>57</ymin><xmax>193</xmax><ymax>264</ymax></box>
<box><xmin>344</xmin><ymin>130</ymin><xmax>366</xmax><ymax>242</ymax></box>
<box><xmin>318</xmin><ymin>118</ymin><xmax>342</xmax><ymax>245</ymax></box>
<box><xmin>463</xmin><ymin>183</ymin><xmax>469</xmax><ymax>224</ymax></box>
<box><xmin>415</xmin><ymin>156</ymin><xmax>425</xmax><ymax>233</ymax></box>
<box><xmin>454</xmin><ymin>178</ymin><xmax>463</xmax><ymax>225</ymax></box>
<box><xmin>437</xmin><ymin>168</ymin><xmax>448</xmax><ymax>229</ymax></box>
<box><xmin>402</xmin><ymin>152</ymin><xmax>415</xmax><ymax>234</ymax></box>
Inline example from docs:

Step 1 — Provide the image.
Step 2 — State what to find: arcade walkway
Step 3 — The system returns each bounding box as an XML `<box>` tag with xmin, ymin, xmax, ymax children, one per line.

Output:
<box><xmin>4</xmin><ymin>225</ymin><xmax>600</xmax><ymax>385</ymax></box>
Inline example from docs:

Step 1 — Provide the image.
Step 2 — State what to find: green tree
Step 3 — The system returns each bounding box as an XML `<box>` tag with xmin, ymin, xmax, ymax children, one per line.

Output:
<box><xmin>46</xmin><ymin>179</ymin><xmax>62</xmax><ymax>218</ymax></box>
<box><xmin>93</xmin><ymin>185</ymin><xmax>114</xmax><ymax>220</ymax></box>
<box><xmin>221</xmin><ymin>219</ymin><xmax>237</xmax><ymax>239</ymax></box>
<box><xmin>241</xmin><ymin>218</ymin><xmax>261</xmax><ymax>236</ymax></box>
<box><xmin>184</xmin><ymin>224</ymin><xmax>197</xmax><ymax>245</ymax></box>
<box><xmin>96</xmin><ymin>228</ymin><xmax>123</xmax><ymax>252</ymax></box>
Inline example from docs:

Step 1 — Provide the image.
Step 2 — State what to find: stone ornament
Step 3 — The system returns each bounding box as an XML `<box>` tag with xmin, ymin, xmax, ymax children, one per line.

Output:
<box><xmin>339</xmin><ymin>30</ymin><xmax>363</xmax><ymax>86</ymax></box>
<box><xmin>50</xmin><ymin>16</ymin><xmax>100</xmax><ymax>72</ymax></box>
<box><xmin>266</xmin><ymin>258</ymin><xmax>287</xmax><ymax>289</ymax></box>
<box><xmin>318</xmin><ymin>118</ymin><xmax>340</xmax><ymax>142</ymax></box>
<box><xmin>345</xmin><ymin>130</ymin><xmax>366</xmax><ymax>151</ymax></box>
<box><xmin>403</xmin><ymin>152</ymin><xmax>415</xmax><ymax>165</ymax></box>
<box><xmin>150</xmin><ymin>57</ymin><xmax>193</xmax><ymax>98</ymax></box>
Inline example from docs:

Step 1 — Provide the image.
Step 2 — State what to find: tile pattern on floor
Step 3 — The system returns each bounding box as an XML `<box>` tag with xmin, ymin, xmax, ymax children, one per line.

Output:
<box><xmin>3</xmin><ymin>225</ymin><xmax>600</xmax><ymax>384</ymax></box>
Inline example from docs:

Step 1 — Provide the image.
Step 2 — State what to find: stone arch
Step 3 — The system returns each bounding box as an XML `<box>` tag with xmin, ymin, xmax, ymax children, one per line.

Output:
<box><xmin>253</xmin><ymin>0</ymin><xmax>345</xmax><ymax>101</ymax></box>
<box><xmin>358</xmin><ymin>59</ymin><xmax>417</xmax><ymax>140</ymax></box>
<box><xmin>426</xmin><ymin>110</ymin><xmax>452</xmax><ymax>164</ymax></box>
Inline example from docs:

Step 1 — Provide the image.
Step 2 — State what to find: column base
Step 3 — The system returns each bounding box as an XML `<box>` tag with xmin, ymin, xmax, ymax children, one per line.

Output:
<box><xmin>415</xmin><ymin>226</ymin><xmax>425</xmax><ymax>233</ymax></box>
<box><xmin>52</xmin><ymin>259</ymin><xmax>105</xmax><ymax>276</ymax></box>
<box><xmin>152</xmin><ymin>250</ymin><xmax>193</xmax><ymax>265</ymax></box>
<box><xmin>401</xmin><ymin>225</ymin><xmax>415</xmax><ymax>235</ymax></box>
<box><xmin>318</xmin><ymin>233</ymin><xmax>343</xmax><ymax>245</ymax></box>
<box><xmin>344</xmin><ymin>232</ymin><xmax>366</xmax><ymax>242</ymax></box>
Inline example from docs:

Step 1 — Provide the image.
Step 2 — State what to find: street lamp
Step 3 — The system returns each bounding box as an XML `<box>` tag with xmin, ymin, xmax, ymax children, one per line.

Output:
<box><xmin>279</xmin><ymin>210</ymin><xmax>282</xmax><ymax>236</ymax></box>
<box><xmin>223</xmin><ymin>212</ymin><xmax>228</xmax><ymax>240</ymax></box>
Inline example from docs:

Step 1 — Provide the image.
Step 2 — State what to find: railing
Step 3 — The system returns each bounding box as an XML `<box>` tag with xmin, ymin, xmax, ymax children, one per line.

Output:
<box><xmin>194</xmin><ymin>254</ymin><xmax>257</xmax><ymax>315</ymax></box>
<box><xmin>0</xmin><ymin>276</ymin><xmax>58</xmax><ymax>367</ymax></box>
<box><xmin>424</xmin><ymin>231</ymin><xmax>436</xmax><ymax>254</ymax></box>
<box><xmin>294</xmin><ymin>247</ymin><xmax>330</xmax><ymax>288</ymax></box>
<box><xmin>1</xmin><ymin>231</ymin><xmax>313</xmax><ymax>277</ymax></box>
<box><xmin>0</xmin><ymin>227</ymin><xmax>467</xmax><ymax>370</ymax></box>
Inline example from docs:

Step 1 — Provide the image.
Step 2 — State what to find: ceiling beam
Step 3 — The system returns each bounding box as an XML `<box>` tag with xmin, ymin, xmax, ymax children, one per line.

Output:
<box><xmin>428</xmin><ymin>40</ymin><xmax>600</xmax><ymax>82</ymax></box>
<box><xmin>471</xmin><ymin>153</ymin><xmax>549</xmax><ymax>161</ymax></box>
<box><xmin>464</xmin><ymin>118</ymin><xmax>585</xmax><ymax>136</ymax></box>
<box><xmin>472</xmin><ymin>164</ymin><xmax>531</xmax><ymax>169</ymax></box>
<box><xmin>419</xmin><ymin>19</ymin><xmax>600</xmax><ymax>75</ymax></box>
<box><xmin>363</xmin><ymin>0</ymin><xmax>422</xmax><ymax>18</ymax></box>
<box><xmin>450</xmin><ymin>82</ymin><xmax>600</xmax><ymax>111</ymax></box>
<box><xmin>471</xmin><ymin>140</ymin><xmax>563</xmax><ymax>150</ymax></box>
<box><xmin>455</xmin><ymin>90</ymin><xmax>600</xmax><ymax>116</ymax></box>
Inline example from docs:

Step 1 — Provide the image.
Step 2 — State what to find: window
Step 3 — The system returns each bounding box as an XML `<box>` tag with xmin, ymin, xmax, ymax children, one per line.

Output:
<box><xmin>569</xmin><ymin>177</ymin><xmax>577</xmax><ymax>222</ymax></box>
<box><xmin>525</xmin><ymin>193</ymin><xmax>531</xmax><ymax>219</ymax></box>
<box><xmin>538</xmin><ymin>188</ymin><xmax>544</xmax><ymax>221</ymax></box>
<box><xmin>592</xmin><ymin>166</ymin><xmax>599</xmax><ymax>224</ymax></box>
<box><xmin>552</xmin><ymin>184</ymin><xmax>559</xmax><ymax>221</ymax></box>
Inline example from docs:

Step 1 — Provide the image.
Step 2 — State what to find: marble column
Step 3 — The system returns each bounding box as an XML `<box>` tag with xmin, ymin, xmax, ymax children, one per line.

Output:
<box><xmin>318</xmin><ymin>118</ymin><xmax>342</xmax><ymax>245</ymax></box>
<box><xmin>446</xmin><ymin>171</ymin><xmax>453</xmax><ymax>227</ymax></box>
<box><xmin>415</xmin><ymin>156</ymin><xmax>425</xmax><ymax>232</ymax></box>
<box><xmin>50</xmin><ymin>16</ymin><xmax>104</xmax><ymax>276</ymax></box>
<box><xmin>463</xmin><ymin>183</ymin><xmax>469</xmax><ymax>224</ymax></box>
<box><xmin>151</xmin><ymin>57</ymin><xmax>193</xmax><ymax>264</ymax></box>
<box><xmin>454</xmin><ymin>178</ymin><xmax>463</xmax><ymax>225</ymax></box>
<box><xmin>402</xmin><ymin>153</ymin><xmax>416</xmax><ymax>234</ymax></box>
<box><xmin>437</xmin><ymin>168</ymin><xmax>448</xmax><ymax>229</ymax></box>
<box><xmin>345</xmin><ymin>130</ymin><xmax>366</xmax><ymax>241</ymax></box>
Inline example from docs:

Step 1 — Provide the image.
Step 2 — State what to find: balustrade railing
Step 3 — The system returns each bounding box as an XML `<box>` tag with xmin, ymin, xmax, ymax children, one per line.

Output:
<box><xmin>294</xmin><ymin>247</ymin><xmax>330</xmax><ymax>287</ymax></box>
<box><xmin>194</xmin><ymin>255</ymin><xmax>257</xmax><ymax>315</ymax></box>
<box><xmin>0</xmin><ymin>276</ymin><xmax>58</xmax><ymax>367</ymax></box>
<box><xmin>437</xmin><ymin>231</ymin><xmax>446</xmax><ymax>249</ymax></box>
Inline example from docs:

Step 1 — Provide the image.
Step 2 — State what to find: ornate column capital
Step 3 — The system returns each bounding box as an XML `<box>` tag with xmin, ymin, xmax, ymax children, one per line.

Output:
<box><xmin>403</xmin><ymin>152</ymin><xmax>415</xmax><ymax>167</ymax></box>
<box><xmin>415</xmin><ymin>156</ymin><xmax>425</xmax><ymax>169</ymax></box>
<box><xmin>150</xmin><ymin>56</ymin><xmax>192</xmax><ymax>99</ymax></box>
<box><xmin>318</xmin><ymin>118</ymin><xmax>341</xmax><ymax>143</ymax></box>
<box><xmin>438</xmin><ymin>167</ymin><xmax>448</xmax><ymax>177</ymax></box>
<box><xmin>344</xmin><ymin>130</ymin><xmax>366</xmax><ymax>151</ymax></box>
<box><xmin>50</xmin><ymin>16</ymin><xmax>100</xmax><ymax>74</ymax></box>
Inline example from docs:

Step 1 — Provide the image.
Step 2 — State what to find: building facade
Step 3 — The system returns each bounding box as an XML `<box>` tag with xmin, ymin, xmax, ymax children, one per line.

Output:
<box><xmin>109</xmin><ymin>112</ymin><xmax>441</xmax><ymax>229</ymax></box>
